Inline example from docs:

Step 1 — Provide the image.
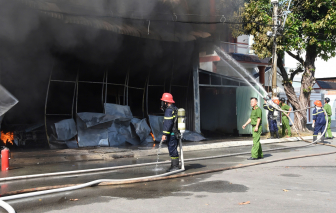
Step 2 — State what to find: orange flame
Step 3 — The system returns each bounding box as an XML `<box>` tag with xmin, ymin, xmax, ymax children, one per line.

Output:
<box><xmin>150</xmin><ymin>132</ymin><xmax>155</xmax><ymax>141</ymax></box>
<box><xmin>1</xmin><ymin>131</ymin><xmax>14</xmax><ymax>145</ymax></box>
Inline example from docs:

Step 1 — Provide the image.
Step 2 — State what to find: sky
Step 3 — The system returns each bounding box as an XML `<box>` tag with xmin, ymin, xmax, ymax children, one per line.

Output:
<box><xmin>285</xmin><ymin>53</ymin><xmax>336</xmax><ymax>80</ymax></box>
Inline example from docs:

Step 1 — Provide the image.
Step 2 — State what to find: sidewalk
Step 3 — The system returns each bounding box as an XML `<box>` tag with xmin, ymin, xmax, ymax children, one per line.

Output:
<box><xmin>7</xmin><ymin>133</ymin><xmax>335</xmax><ymax>167</ymax></box>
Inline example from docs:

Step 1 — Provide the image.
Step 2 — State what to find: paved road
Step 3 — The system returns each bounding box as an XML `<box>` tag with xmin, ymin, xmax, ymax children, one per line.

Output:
<box><xmin>1</xmin><ymin>138</ymin><xmax>336</xmax><ymax>213</ymax></box>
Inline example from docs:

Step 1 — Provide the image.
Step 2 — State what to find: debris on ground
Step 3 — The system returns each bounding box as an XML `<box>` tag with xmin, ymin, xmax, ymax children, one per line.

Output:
<box><xmin>182</xmin><ymin>130</ymin><xmax>206</xmax><ymax>142</ymax></box>
<box><xmin>238</xmin><ymin>201</ymin><xmax>250</xmax><ymax>205</ymax></box>
<box><xmin>49</xmin><ymin>103</ymin><xmax>206</xmax><ymax>148</ymax></box>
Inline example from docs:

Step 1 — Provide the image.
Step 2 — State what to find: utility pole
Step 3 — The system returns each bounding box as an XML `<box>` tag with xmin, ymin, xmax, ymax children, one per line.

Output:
<box><xmin>271</xmin><ymin>0</ymin><xmax>279</xmax><ymax>98</ymax></box>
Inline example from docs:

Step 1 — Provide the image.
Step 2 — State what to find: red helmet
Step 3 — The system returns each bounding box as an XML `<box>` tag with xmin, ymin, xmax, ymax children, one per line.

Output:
<box><xmin>161</xmin><ymin>93</ymin><xmax>175</xmax><ymax>103</ymax></box>
<box><xmin>314</xmin><ymin>100</ymin><xmax>322</xmax><ymax>107</ymax></box>
<box><xmin>272</xmin><ymin>99</ymin><xmax>280</xmax><ymax>105</ymax></box>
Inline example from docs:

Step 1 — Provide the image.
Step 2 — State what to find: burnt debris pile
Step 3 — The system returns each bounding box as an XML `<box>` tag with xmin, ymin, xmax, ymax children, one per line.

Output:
<box><xmin>49</xmin><ymin>103</ymin><xmax>205</xmax><ymax>149</ymax></box>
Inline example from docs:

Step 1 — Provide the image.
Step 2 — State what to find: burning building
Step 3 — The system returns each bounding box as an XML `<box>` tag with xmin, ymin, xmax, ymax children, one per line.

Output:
<box><xmin>0</xmin><ymin>0</ymin><xmax>269</xmax><ymax>149</ymax></box>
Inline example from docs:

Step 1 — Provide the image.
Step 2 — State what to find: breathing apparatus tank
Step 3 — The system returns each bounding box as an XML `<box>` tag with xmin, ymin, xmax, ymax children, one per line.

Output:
<box><xmin>273</xmin><ymin>110</ymin><xmax>279</xmax><ymax>118</ymax></box>
<box><xmin>269</xmin><ymin>98</ymin><xmax>279</xmax><ymax>119</ymax></box>
<box><xmin>177</xmin><ymin>108</ymin><xmax>186</xmax><ymax>137</ymax></box>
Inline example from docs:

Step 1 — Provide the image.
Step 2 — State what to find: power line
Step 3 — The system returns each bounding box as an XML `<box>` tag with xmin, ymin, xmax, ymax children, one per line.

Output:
<box><xmin>35</xmin><ymin>8</ymin><xmax>336</xmax><ymax>40</ymax></box>
<box><xmin>37</xmin><ymin>8</ymin><xmax>272</xmax><ymax>26</ymax></box>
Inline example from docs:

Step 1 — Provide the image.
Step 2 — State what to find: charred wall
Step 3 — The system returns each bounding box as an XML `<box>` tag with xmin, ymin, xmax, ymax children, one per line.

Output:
<box><xmin>0</xmin><ymin>13</ymin><xmax>198</xmax><ymax>145</ymax></box>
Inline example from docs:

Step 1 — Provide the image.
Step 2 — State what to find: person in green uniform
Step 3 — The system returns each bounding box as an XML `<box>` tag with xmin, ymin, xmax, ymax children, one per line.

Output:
<box><xmin>279</xmin><ymin>97</ymin><xmax>292</xmax><ymax>137</ymax></box>
<box><xmin>324</xmin><ymin>97</ymin><xmax>333</xmax><ymax>139</ymax></box>
<box><xmin>242</xmin><ymin>97</ymin><xmax>263</xmax><ymax>160</ymax></box>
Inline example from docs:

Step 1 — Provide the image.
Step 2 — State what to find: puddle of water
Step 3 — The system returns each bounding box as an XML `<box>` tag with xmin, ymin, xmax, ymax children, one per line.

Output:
<box><xmin>152</xmin><ymin>167</ymin><xmax>164</xmax><ymax>171</ymax></box>
<box><xmin>186</xmin><ymin>180</ymin><xmax>248</xmax><ymax>193</ymax></box>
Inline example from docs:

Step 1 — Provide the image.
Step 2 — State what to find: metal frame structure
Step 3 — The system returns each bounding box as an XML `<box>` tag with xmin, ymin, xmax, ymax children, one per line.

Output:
<box><xmin>45</xmin><ymin>64</ymin><xmax>143</xmax><ymax>146</ymax></box>
<box><xmin>45</xmin><ymin>62</ymin><xmax>193</xmax><ymax>147</ymax></box>
<box><xmin>199</xmin><ymin>69</ymin><xmax>251</xmax><ymax>88</ymax></box>
<box><xmin>44</xmin><ymin>23</ymin><xmax>195</xmax><ymax>147</ymax></box>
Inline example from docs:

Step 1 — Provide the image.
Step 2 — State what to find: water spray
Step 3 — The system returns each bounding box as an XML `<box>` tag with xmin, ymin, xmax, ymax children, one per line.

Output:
<box><xmin>214</xmin><ymin>46</ymin><xmax>269</xmax><ymax>100</ymax></box>
<box><xmin>214</xmin><ymin>46</ymin><xmax>327</xmax><ymax>144</ymax></box>
<box><xmin>154</xmin><ymin>140</ymin><xmax>164</xmax><ymax>171</ymax></box>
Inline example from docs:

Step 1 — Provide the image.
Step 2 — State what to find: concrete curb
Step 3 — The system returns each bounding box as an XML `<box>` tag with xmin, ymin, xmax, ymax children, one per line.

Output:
<box><xmin>133</xmin><ymin>135</ymin><xmax>318</xmax><ymax>157</ymax></box>
<box><xmin>9</xmin><ymin>133</ymin><xmax>335</xmax><ymax>166</ymax></box>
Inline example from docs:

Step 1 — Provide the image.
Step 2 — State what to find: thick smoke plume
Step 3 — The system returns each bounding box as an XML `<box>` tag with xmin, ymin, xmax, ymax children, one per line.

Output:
<box><xmin>0</xmin><ymin>0</ymin><xmax>240</xmax><ymax>127</ymax></box>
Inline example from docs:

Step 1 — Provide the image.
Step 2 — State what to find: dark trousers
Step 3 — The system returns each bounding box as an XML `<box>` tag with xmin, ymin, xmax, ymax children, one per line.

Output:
<box><xmin>166</xmin><ymin>135</ymin><xmax>179</xmax><ymax>158</ymax></box>
<box><xmin>313</xmin><ymin>124</ymin><xmax>326</xmax><ymax>137</ymax></box>
<box><xmin>268</xmin><ymin>119</ymin><xmax>278</xmax><ymax>132</ymax></box>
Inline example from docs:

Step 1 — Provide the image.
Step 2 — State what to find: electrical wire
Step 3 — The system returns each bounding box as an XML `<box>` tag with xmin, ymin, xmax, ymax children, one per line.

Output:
<box><xmin>35</xmin><ymin>4</ymin><xmax>336</xmax><ymax>41</ymax></box>
<box><xmin>36</xmin><ymin>8</ymin><xmax>271</xmax><ymax>26</ymax></box>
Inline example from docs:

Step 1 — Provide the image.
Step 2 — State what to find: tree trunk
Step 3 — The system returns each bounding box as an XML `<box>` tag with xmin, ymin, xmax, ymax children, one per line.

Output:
<box><xmin>277</xmin><ymin>53</ymin><xmax>307</xmax><ymax>132</ymax></box>
<box><xmin>297</xmin><ymin>46</ymin><xmax>317</xmax><ymax>132</ymax></box>
<box><xmin>283</xmin><ymin>82</ymin><xmax>307</xmax><ymax>131</ymax></box>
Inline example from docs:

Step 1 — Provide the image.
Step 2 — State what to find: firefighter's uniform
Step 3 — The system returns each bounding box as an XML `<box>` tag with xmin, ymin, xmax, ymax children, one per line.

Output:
<box><xmin>162</xmin><ymin>104</ymin><xmax>179</xmax><ymax>159</ymax></box>
<box><xmin>280</xmin><ymin>103</ymin><xmax>292</xmax><ymax>137</ymax></box>
<box><xmin>161</xmin><ymin>92</ymin><xmax>180</xmax><ymax>171</ymax></box>
<box><xmin>250</xmin><ymin>105</ymin><xmax>263</xmax><ymax>159</ymax></box>
<box><xmin>263</xmin><ymin>103</ymin><xmax>279</xmax><ymax>138</ymax></box>
<box><xmin>324</xmin><ymin>102</ymin><xmax>333</xmax><ymax>139</ymax></box>
<box><xmin>313</xmin><ymin>107</ymin><xmax>326</xmax><ymax>142</ymax></box>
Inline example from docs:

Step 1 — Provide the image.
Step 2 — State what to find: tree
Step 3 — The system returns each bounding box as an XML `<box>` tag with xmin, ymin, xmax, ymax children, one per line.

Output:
<box><xmin>238</xmin><ymin>0</ymin><xmax>336</xmax><ymax>131</ymax></box>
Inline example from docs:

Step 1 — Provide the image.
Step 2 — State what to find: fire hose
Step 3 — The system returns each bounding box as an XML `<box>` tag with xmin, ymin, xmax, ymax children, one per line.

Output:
<box><xmin>0</xmin><ymin>106</ymin><xmax>331</xmax><ymax>213</ymax></box>
<box><xmin>1</xmin><ymin>140</ymin><xmax>335</xmax><ymax>213</ymax></box>
<box><xmin>1</xmin><ymin>139</ymin><xmax>187</xmax><ymax>213</ymax></box>
<box><xmin>266</xmin><ymin>100</ymin><xmax>328</xmax><ymax>144</ymax></box>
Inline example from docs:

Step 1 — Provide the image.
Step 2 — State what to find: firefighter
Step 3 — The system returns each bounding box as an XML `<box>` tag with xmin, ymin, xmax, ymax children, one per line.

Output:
<box><xmin>324</xmin><ymin>97</ymin><xmax>333</xmax><ymax>139</ymax></box>
<box><xmin>263</xmin><ymin>99</ymin><xmax>280</xmax><ymax>139</ymax></box>
<box><xmin>161</xmin><ymin>93</ymin><xmax>180</xmax><ymax>172</ymax></box>
<box><xmin>312</xmin><ymin>100</ymin><xmax>326</xmax><ymax>143</ymax></box>
<box><xmin>279</xmin><ymin>98</ymin><xmax>292</xmax><ymax>137</ymax></box>
<box><xmin>242</xmin><ymin>97</ymin><xmax>263</xmax><ymax>160</ymax></box>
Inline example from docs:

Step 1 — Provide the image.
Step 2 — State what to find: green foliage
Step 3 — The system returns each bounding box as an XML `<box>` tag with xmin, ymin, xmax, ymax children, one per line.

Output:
<box><xmin>239</xmin><ymin>0</ymin><xmax>336</xmax><ymax>64</ymax></box>
<box><xmin>303</xmin><ymin>86</ymin><xmax>313</xmax><ymax>93</ymax></box>
<box><xmin>282</xmin><ymin>80</ymin><xmax>292</xmax><ymax>84</ymax></box>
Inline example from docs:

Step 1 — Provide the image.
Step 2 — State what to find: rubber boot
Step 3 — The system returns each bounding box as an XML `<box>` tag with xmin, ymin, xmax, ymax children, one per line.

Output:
<box><xmin>275</xmin><ymin>131</ymin><xmax>280</xmax><ymax>139</ymax></box>
<box><xmin>313</xmin><ymin>136</ymin><xmax>317</xmax><ymax>145</ymax></box>
<box><xmin>168</xmin><ymin>158</ymin><xmax>180</xmax><ymax>172</ymax></box>
<box><xmin>168</xmin><ymin>159</ymin><xmax>174</xmax><ymax>171</ymax></box>
<box><xmin>267</xmin><ymin>132</ymin><xmax>274</xmax><ymax>139</ymax></box>
<box><xmin>321</xmin><ymin>135</ymin><xmax>325</xmax><ymax>144</ymax></box>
